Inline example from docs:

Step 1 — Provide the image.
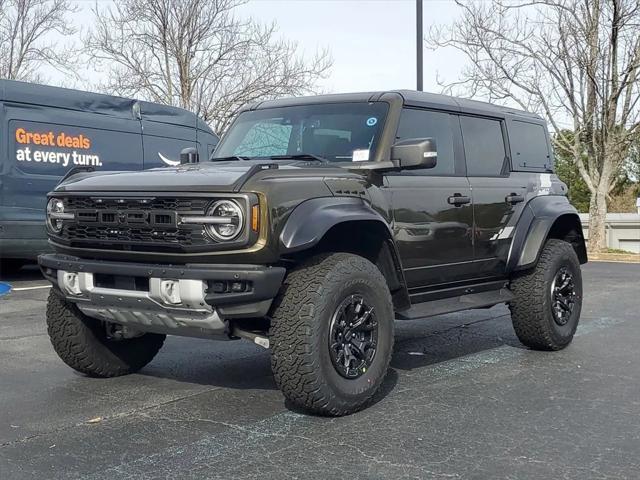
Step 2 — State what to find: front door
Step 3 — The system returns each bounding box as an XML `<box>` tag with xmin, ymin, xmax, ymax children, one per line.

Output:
<box><xmin>385</xmin><ymin>108</ymin><xmax>474</xmax><ymax>290</ymax></box>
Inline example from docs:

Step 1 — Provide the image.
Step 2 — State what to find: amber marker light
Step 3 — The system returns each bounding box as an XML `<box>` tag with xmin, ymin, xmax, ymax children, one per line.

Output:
<box><xmin>251</xmin><ymin>204</ymin><xmax>260</xmax><ymax>232</ymax></box>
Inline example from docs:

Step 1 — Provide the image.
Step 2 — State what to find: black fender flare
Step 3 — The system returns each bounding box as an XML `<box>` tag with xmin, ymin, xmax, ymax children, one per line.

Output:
<box><xmin>279</xmin><ymin>197</ymin><xmax>410</xmax><ymax>309</ymax></box>
<box><xmin>507</xmin><ymin>195</ymin><xmax>587</xmax><ymax>272</ymax></box>
<box><xmin>279</xmin><ymin>197</ymin><xmax>394</xmax><ymax>253</ymax></box>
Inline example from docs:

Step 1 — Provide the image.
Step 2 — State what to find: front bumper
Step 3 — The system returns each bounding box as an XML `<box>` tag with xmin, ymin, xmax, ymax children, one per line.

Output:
<box><xmin>39</xmin><ymin>254</ymin><xmax>286</xmax><ymax>338</ymax></box>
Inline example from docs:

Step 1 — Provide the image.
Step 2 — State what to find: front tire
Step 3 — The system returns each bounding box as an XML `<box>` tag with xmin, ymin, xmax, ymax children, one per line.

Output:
<box><xmin>269</xmin><ymin>253</ymin><xmax>394</xmax><ymax>416</ymax></box>
<box><xmin>510</xmin><ymin>239</ymin><xmax>583</xmax><ymax>350</ymax></box>
<box><xmin>46</xmin><ymin>291</ymin><xmax>165</xmax><ymax>377</ymax></box>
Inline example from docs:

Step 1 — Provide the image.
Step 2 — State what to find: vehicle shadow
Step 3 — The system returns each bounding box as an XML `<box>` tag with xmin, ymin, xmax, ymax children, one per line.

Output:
<box><xmin>142</xmin><ymin>334</ymin><xmax>402</xmax><ymax>413</ymax></box>
<box><xmin>390</xmin><ymin>306</ymin><xmax>525</xmax><ymax>373</ymax></box>
<box><xmin>140</xmin><ymin>305</ymin><xmax>522</xmax><ymax>407</ymax></box>
<box><xmin>0</xmin><ymin>263</ymin><xmax>42</xmax><ymax>282</ymax></box>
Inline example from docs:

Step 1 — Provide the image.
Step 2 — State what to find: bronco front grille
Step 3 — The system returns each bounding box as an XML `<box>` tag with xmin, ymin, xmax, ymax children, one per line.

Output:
<box><xmin>64</xmin><ymin>197</ymin><xmax>210</xmax><ymax>212</ymax></box>
<box><xmin>57</xmin><ymin>196</ymin><xmax>213</xmax><ymax>252</ymax></box>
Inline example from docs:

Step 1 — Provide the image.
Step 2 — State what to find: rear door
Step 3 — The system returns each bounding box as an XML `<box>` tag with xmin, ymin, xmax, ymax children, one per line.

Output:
<box><xmin>460</xmin><ymin>115</ymin><xmax>527</xmax><ymax>277</ymax></box>
<box><xmin>1</xmin><ymin>102</ymin><xmax>143</xmax><ymax>218</ymax></box>
<box><xmin>385</xmin><ymin>108</ymin><xmax>474</xmax><ymax>290</ymax></box>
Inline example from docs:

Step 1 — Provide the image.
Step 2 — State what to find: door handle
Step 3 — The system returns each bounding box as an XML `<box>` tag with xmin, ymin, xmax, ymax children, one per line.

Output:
<box><xmin>505</xmin><ymin>193</ymin><xmax>525</xmax><ymax>205</ymax></box>
<box><xmin>447</xmin><ymin>194</ymin><xmax>471</xmax><ymax>206</ymax></box>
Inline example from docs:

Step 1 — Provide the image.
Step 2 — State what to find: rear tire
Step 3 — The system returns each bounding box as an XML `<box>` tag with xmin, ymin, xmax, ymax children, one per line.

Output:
<box><xmin>46</xmin><ymin>291</ymin><xmax>165</xmax><ymax>377</ymax></box>
<box><xmin>509</xmin><ymin>239</ymin><xmax>582</xmax><ymax>351</ymax></box>
<box><xmin>269</xmin><ymin>253</ymin><xmax>394</xmax><ymax>416</ymax></box>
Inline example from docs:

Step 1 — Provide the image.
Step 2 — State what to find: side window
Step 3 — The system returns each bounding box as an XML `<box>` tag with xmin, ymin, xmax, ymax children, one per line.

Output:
<box><xmin>395</xmin><ymin>108</ymin><xmax>455</xmax><ymax>175</ymax></box>
<box><xmin>509</xmin><ymin>120</ymin><xmax>551</xmax><ymax>170</ymax></box>
<box><xmin>460</xmin><ymin>116</ymin><xmax>506</xmax><ymax>176</ymax></box>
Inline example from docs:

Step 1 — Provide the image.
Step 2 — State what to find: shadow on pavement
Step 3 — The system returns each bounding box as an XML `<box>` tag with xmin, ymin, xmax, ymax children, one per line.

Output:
<box><xmin>139</xmin><ymin>310</ymin><xmax>517</xmax><ymax>410</ymax></box>
<box><xmin>141</xmin><ymin>335</ymin><xmax>278</xmax><ymax>391</ymax></box>
<box><xmin>389</xmin><ymin>310</ymin><xmax>525</xmax><ymax>372</ymax></box>
<box><xmin>0</xmin><ymin>262</ymin><xmax>42</xmax><ymax>282</ymax></box>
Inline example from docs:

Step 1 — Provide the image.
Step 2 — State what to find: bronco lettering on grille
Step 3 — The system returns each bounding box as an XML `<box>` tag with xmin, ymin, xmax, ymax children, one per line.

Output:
<box><xmin>82</xmin><ymin>210</ymin><xmax>177</xmax><ymax>227</ymax></box>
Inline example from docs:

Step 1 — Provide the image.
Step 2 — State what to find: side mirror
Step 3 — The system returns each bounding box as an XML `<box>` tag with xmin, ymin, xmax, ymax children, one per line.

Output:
<box><xmin>390</xmin><ymin>138</ymin><xmax>437</xmax><ymax>170</ymax></box>
<box><xmin>180</xmin><ymin>147</ymin><xmax>199</xmax><ymax>164</ymax></box>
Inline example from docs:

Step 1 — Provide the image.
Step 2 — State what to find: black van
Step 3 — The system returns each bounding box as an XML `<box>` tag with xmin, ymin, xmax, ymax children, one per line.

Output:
<box><xmin>0</xmin><ymin>80</ymin><xmax>218</xmax><ymax>270</ymax></box>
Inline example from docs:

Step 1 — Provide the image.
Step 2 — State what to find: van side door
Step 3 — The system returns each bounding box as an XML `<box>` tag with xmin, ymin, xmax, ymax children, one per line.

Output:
<box><xmin>1</xmin><ymin>102</ymin><xmax>143</xmax><ymax>222</ymax></box>
<box><xmin>198</xmin><ymin>128</ymin><xmax>219</xmax><ymax>162</ymax></box>
<box><xmin>140</xmin><ymin>105</ymin><xmax>198</xmax><ymax>168</ymax></box>
<box><xmin>385</xmin><ymin>108</ymin><xmax>474</xmax><ymax>293</ymax></box>
<box><xmin>460</xmin><ymin>115</ymin><xmax>528</xmax><ymax>277</ymax></box>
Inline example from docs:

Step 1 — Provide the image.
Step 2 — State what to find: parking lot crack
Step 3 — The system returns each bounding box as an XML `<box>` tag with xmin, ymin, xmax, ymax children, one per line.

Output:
<box><xmin>0</xmin><ymin>386</ymin><xmax>227</xmax><ymax>449</ymax></box>
<box><xmin>0</xmin><ymin>423</ymin><xmax>82</xmax><ymax>449</ymax></box>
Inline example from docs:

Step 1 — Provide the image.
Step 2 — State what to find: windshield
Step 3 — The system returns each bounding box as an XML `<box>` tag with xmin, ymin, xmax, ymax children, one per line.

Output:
<box><xmin>213</xmin><ymin>102</ymin><xmax>389</xmax><ymax>162</ymax></box>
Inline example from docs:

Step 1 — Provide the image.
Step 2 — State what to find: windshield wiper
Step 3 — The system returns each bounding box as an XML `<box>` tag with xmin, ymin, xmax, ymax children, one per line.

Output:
<box><xmin>266</xmin><ymin>154</ymin><xmax>329</xmax><ymax>163</ymax></box>
<box><xmin>210</xmin><ymin>155</ymin><xmax>250</xmax><ymax>162</ymax></box>
<box><xmin>211</xmin><ymin>153</ymin><xmax>329</xmax><ymax>163</ymax></box>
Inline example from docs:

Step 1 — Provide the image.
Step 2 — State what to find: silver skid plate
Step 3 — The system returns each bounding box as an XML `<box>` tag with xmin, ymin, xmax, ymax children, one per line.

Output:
<box><xmin>59</xmin><ymin>271</ymin><xmax>227</xmax><ymax>337</ymax></box>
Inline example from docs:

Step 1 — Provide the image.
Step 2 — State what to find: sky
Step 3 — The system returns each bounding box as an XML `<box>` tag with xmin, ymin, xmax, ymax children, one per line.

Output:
<box><xmin>54</xmin><ymin>0</ymin><xmax>467</xmax><ymax>96</ymax></box>
<box><xmin>233</xmin><ymin>0</ymin><xmax>467</xmax><ymax>93</ymax></box>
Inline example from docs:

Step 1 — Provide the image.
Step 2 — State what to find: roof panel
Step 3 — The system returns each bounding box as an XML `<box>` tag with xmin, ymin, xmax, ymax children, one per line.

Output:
<box><xmin>249</xmin><ymin>89</ymin><xmax>542</xmax><ymax>120</ymax></box>
<box><xmin>0</xmin><ymin>79</ymin><xmax>216</xmax><ymax>133</ymax></box>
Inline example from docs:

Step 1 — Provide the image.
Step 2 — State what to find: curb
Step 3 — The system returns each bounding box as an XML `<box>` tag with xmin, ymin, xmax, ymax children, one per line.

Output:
<box><xmin>588</xmin><ymin>254</ymin><xmax>640</xmax><ymax>263</ymax></box>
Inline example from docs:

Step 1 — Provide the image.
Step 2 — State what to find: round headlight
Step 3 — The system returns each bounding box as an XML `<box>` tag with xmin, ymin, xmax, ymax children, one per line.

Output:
<box><xmin>46</xmin><ymin>198</ymin><xmax>65</xmax><ymax>233</ymax></box>
<box><xmin>205</xmin><ymin>199</ymin><xmax>244</xmax><ymax>241</ymax></box>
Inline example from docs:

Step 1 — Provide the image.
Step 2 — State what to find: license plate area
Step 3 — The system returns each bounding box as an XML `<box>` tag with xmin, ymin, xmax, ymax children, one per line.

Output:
<box><xmin>93</xmin><ymin>273</ymin><xmax>150</xmax><ymax>292</ymax></box>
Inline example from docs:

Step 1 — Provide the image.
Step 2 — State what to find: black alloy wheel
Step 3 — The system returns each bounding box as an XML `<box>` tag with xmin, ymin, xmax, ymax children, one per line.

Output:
<box><xmin>550</xmin><ymin>266</ymin><xmax>576</xmax><ymax>326</ymax></box>
<box><xmin>328</xmin><ymin>294</ymin><xmax>378</xmax><ymax>379</ymax></box>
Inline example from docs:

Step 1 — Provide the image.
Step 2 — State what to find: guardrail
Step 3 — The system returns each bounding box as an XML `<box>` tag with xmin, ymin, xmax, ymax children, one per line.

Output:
<box><xmin>578</xmin><ymin>213</ymin><xmax>640</xmax><ymax>253</ymax></box>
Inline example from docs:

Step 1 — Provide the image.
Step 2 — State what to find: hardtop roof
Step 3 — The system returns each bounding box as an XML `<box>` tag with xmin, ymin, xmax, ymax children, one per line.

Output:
<box><xmin>249</xmin><ymin>89</ymin><xmax>543</xmax><ymax>121</ymax></box>
<box><xmin>0</xmin><ymin>79</ymin><xmax>215</xmax><ymax>133</ymax></box>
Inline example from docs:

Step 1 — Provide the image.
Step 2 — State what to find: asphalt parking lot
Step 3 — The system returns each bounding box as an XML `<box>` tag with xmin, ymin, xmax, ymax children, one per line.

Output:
<box><xmin>0</xmin><ymin>261</ymin><xmax>639</xmax><ymax>479</ymax></box>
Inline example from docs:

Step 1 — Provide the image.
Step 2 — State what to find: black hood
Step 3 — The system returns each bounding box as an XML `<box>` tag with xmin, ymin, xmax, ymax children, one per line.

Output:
<box><xmin>54</xmin><ymin>160</ymin><xmax>353</xmax><ymax>193</ymax></box>
<box><xmin>55</xmin><ymin>161</ymin><xmax>279</xmax><ymax>192</ymax></box>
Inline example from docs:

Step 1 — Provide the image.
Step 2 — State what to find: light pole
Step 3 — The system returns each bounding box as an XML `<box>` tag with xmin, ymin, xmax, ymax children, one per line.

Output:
<box><xmin>416</xmin><ymin>0</ymin><xmax>423</xmax><ymax>91</ymax></box>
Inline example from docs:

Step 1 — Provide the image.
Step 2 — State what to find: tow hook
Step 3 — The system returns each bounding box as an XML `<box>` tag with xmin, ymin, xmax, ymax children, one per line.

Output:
<box><xmin>230</xmin><ymin>327</ymin><xmax>270</xmax><ymax>349</ymax></box>
<box><xmin>105</xmin><ymin>322</ymin><xmax>144</xmax><ymax>340</ymax></box>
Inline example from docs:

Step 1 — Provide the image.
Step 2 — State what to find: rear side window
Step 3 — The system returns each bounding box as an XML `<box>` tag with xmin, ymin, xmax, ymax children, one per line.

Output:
<box><xmin>395</xmin><ymin>108</ymin><xmax>455</xmax><ymax>175</ymax></box>
<box><xmin>460</xmin><ymin>116</ymin><xmax>506</xmax><ymax>176</ymax></box>
<box><xmin>509</xmin><ymin>120</ymin><xmax>551</xmax><ymax>170</ymax></box>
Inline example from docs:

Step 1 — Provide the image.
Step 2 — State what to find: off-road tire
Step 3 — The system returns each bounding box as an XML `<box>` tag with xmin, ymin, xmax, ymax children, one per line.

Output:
<box><xmin>510</xmin><ymin>239</ymin><xmax>582</xmax><ymax>350</ymax></box>
<box><xmin>46</xmin><ymin>291</ymin><xmax>165</xmax><ymax>377</ymax></box>
<box><xmin>269</xmin><ymin>253</ymin><xmax>394</xmax><ymax>416</ymax></box>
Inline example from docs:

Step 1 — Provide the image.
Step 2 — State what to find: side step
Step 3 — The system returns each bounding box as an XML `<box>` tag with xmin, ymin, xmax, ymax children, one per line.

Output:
<box><xmin>396</xmin><ymin>288</ymin><xmax>513</xmax><ymax>320</ymax></box>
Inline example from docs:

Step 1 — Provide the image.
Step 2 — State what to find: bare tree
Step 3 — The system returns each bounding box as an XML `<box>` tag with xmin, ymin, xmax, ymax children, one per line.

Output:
<box><xmin>0</xmin><ymin>0</ymin><xmax>77</xmax><ymax>82</ymax></box>
<box><xmin>83</xmin><ymin>0</ymin><xmax>332</xmax><ymax>134</ymax></box>
<box><xmin>429</xmin><ymin>0</ymin><xmax>640</xmax><ymax>252</ymax></box>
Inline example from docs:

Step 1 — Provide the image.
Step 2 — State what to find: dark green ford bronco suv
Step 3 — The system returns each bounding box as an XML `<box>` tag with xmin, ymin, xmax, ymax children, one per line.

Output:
<box><xmin>39</xmin><ymin>91</ymin><xmax>587</xmax><ymax>416</ymax></box>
